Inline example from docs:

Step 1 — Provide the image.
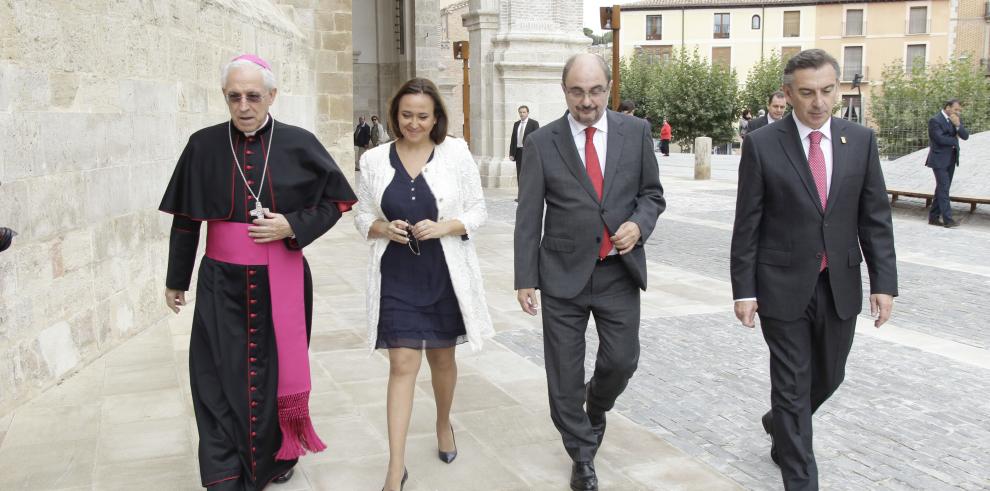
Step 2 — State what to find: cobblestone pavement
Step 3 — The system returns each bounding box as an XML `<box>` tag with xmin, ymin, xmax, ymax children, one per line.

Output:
<box><xmin>490</xmin><ymin>153</ymin><xmax>990</xmax><ymax>490</ymax></box>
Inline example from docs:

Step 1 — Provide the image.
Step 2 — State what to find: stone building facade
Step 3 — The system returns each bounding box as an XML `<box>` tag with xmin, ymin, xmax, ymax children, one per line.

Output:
<box><xmin>0</xmin><ymin>0</ymin><xmax>353</xmax><ymax>416</ymax></box>
<box><xmin>354</xmin><ymin>0</ymin><xmax>590</xmax><ymax>188</ymax></box>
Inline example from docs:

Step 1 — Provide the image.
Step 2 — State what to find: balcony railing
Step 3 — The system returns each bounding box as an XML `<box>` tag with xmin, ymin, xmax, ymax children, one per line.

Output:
<box><xmin>841</xmin><ymin>65</ymin><xmax>869</xmax><ymax>82</ymax></box>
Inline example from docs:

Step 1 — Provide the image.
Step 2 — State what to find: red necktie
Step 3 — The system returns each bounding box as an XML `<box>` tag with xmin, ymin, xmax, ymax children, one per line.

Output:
<box><xmin>808</xmin><ymin>130</ymin><xmax>828</xmax><ymax>271</ymax></box>
<box><xmin>585</xmin><ymin>127</ymin><xmax>612</xmax><ymax>259</ymax></box>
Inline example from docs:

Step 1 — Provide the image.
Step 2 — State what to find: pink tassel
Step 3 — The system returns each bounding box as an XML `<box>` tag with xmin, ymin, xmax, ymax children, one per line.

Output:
<box><xmin>274</xmin><ymin>392</ymin><xmax>327</xmax><ymax>461</ymax></box>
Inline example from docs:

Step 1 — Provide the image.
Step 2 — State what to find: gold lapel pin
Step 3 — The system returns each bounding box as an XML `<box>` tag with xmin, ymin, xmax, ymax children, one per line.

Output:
<box><xmin>840</xmin><ymin>136</ymin><xmax>847</xmax><ymax>144</ymax></box>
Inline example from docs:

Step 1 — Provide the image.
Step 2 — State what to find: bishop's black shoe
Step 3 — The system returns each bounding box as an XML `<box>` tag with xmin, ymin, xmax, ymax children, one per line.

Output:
<box><xmin>273</xmin><ymin>468</ymin><xmax>294</xmax><ymax>484</ymax></box>
<box><xmin>570</xmin><ymin>461</ymin><xmax>598</xmax><ymax>491</ymax></box>
<box><xmin>762</xmin><ymin>411</ymin><xmax>779</xmax><ymax>466</ymax></box>
<box><xmin>928</xmin><ymin>217</ymin><xmax>942</xmax><ymax>226</ymax></box>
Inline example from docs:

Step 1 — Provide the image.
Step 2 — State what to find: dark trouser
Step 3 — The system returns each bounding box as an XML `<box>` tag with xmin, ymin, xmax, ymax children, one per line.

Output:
<box><xmin>660</xmin><ymin>139</ymin><xmax>670</xmax><ymax>156</ymax></box>
<box><xmin>514</xmin><ymin>148</ymin><xmax>524</xmax><ymax>179</ymax></box>
<box><xmin>541</xmin><ymin>258</ymin><xmax>641</xmax><ymax>463</ymax></box>
<box><xmin>929</xmin><ymin>163</ymin><xmax>956</xmax><ymax>222</ymax></box>
<box><xmin>759</xmin><ymin>272</ymin><xmax>856</xmax><ymax>491</ymax></box>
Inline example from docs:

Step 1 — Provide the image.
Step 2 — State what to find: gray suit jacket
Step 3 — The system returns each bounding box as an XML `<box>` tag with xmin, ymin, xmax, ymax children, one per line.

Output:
<box><xmin>514</xmin><ymin>110</ymin><xmax>666</xmax><ymax>299</ymax></box>
<box><xmin>730</xmin><ymin>114</ymin><xmax>898</xmax><ymax>321</ymax></box>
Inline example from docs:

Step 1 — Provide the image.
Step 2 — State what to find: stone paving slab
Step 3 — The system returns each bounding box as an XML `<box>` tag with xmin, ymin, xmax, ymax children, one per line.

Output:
<box><xmin>0</xmin><ymin>201</ymin><xmax>740</xmax><ymax>490</ymax></box>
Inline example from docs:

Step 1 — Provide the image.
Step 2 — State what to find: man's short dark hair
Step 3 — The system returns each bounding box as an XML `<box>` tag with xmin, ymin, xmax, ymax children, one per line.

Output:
<box><xmin>943</xmin><ymin>98</ymin><xmax>961</xmax><ymax>109</ymax></box>
<box><xmin>767</xmin><ymin>91</ymin><xmax>786</xmax><ymax>104</ymax></box>
<box><xmin>782</xmin><ymin>49</ymin><xmax>840</xmax><ymax>87</ymax></box>
<box><xmin>518</xmin><ymin>105</ymin><xmax>529</xmax><ymax>112</ymax></box>
<box><xmin>618</xmin><ymin>100</ymin><xmax>636</xmax><ymax>113</ymax></box>
<box><xmin>388</xmin><ymin>77</ymin><xmax>449</xmax><ymax>144</ymax></box>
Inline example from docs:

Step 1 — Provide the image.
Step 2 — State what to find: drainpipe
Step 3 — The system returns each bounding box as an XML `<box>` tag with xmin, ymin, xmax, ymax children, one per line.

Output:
<box><xmin>761</xmin><ymin>4</ymin><xmax>766</xmax><ymax>57</ymax></box>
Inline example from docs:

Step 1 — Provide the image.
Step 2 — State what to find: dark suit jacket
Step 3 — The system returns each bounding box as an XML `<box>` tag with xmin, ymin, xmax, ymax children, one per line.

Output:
<box><xmin>925</xmin><ymin>112</ymin><xmax>969</xmax><ymax>169</ymax></box>
<box><xmin>509</xmin><ymin>119</ymin><xmax>540</xmax><ymax>156</ymax></box>
<box><xmin>354</xmin><ymin>123</ymin><xmax>371</xmax><ymax>147</ymax></box>
<box><xmin>730</xmin><ymin>114</ymin><xmax>897</xmax><ymax>321</ymax></box>
<box><xmin>746</xmin><ymin>115</ymin><xmax>775</xmax><ymax>134</ymax></box>
<box><xmin>514</xmin><ymin>110</ymin><xmax>666</xmax><ymax>299</ymax></box>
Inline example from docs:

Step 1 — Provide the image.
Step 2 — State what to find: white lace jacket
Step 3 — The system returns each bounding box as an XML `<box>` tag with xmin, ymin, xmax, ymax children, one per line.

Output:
<box><xmin>353</xmin><ymin>137</ymin><xmax>494</xmax><ymax>352</ymax></box>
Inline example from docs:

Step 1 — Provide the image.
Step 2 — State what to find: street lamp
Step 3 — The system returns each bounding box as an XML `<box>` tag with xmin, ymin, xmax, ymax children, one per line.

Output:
<box><xmin>851</xmin><ymin>73</ymin><xmax>863</xmax><ymax>123</ymax></box>
<box><xmin>600</xmin><ymin>6</ymin><xmax>621</xmax><ymax>110</ymax></box>
<box><xmin>453</xmin><ymin>41</ymin><xmax>471</xmax><ymax>148</ymax></box>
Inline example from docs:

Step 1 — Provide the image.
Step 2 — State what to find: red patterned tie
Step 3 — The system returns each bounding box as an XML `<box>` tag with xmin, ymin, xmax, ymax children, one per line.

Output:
<box><xmin>585</xmin><ymin>127</ymin><xmax>613</xmax><ymax>260</ymax></box>
<box><xmin>808</xmin><ymin>130</ymin><xmax>828</xmax><ymax>271</ymax></box>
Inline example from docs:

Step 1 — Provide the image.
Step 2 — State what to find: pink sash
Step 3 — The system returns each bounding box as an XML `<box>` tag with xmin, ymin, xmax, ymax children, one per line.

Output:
<box><xmin>206</xmin><ymin>221</ymin><xmax>326</xmax><ymax>460</ymax></box>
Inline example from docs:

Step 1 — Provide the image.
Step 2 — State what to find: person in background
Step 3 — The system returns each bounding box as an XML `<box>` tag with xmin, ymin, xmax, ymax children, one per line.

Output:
<box><xmin>617</xmin><ymin>100</ymin><xmax>636</xmax><ymax>115</ymax></box>
<box><xmin>659</xmin><ymin>117</ymin><xmax>672</xmax><ymax>157</ymax></box>
<box><xmin>925</xmin><ymin>98</ymin><xmax>968</xmax><ymax>228</ymax></box>
<box><xmin>739</xmin><ymin>108</ymin><xmax>753</xmax><ymax>140</ymax></box>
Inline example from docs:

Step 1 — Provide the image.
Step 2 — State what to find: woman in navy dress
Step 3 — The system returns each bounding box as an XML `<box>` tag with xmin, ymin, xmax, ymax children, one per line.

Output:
<box><xmin>354</xmin><ymin>78</ymin><xmax>493</xmax><ymax>491</ymax></box>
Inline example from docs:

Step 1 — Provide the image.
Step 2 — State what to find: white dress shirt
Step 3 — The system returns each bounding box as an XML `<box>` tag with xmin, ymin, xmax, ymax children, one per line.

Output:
<box><xmin>567</xmin><ymin>112</ymin><xmax>614</xmax><ymax>255</ymax></box>
<box><xmin>517</xmin><ymin>118</ymin><xmax>528</xmax><ymax>148</ymax></box>
<box><xmin>567</xmin><ymin>112</ymin><xmax>608</xmax><ymax>176</ymax></box>
<box><xmin>734</xmin><ymin>116</ymin><xmax>833</xmax><ymax>303</ymax></box>
<box><xmin>793</xmin><ymin>116</ymin><xmax>834</xmax><ymax>196</ymax></box>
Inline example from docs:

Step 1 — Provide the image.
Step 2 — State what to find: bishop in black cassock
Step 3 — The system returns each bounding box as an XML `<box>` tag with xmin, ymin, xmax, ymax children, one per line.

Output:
<box><xmin>160</xmin><ymin>54</ymin><xmax>356</xmax><ymax>490</ymax></box>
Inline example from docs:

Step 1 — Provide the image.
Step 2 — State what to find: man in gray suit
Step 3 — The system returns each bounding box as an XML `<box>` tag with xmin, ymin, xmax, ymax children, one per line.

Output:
<box><xmin>731</xmin><ymin>49</ymin><xmax>897</xmax><ymax>490</ymax></box>
<box><xmin>514</xmin><ymin>54</ymin><xmax>665</xmax><ymax>491</ymax></box>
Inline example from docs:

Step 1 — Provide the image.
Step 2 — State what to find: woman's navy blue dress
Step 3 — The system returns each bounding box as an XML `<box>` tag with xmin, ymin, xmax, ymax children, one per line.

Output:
<box><xmin>376</xmin><ymin>143</ymin><xmax>466</xmax><ymax>349</ymax></box>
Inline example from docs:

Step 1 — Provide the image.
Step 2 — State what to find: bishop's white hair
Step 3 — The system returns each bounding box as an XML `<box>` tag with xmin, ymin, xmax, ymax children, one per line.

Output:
<box><xmin>221</xmin><ymin>59</ymin><xmax>277</xmax><ymax>90</ymax></box>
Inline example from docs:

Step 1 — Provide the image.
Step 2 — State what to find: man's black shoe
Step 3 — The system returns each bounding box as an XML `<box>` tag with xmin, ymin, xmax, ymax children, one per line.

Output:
<box><xmin>273</xmin><ymin>468</ymin><xmax>294</xmax><ymax>484</ymax></box>
<box><xmin>944</xmin><ymin>219</ymin><xmax>960</xmax><ymax>228</ymax></box>
<box><xmin>761</xmin><ymin>411</ymin><xmax>779</xmax><ymax>466</ymax></box>
<box><xmin>928</xmin><ymin>217</ymin><xmax>942</xmax><ymax>226</ymax></box>
<box><xmin>570</xmin><ymin>461</ymin><xmax>598</xmax><ymax>491</ymax></box>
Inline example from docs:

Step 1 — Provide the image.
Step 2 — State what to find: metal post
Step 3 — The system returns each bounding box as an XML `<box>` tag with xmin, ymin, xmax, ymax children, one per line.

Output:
<box><xmin>601</xmin><ymin>6</ymin><xmax>622</xmax><ymax>110</ymax></box>
<box><xmin>453</xmin><ymin>41</ymin><xmax>471</xmax><ymax>148</ymax></box>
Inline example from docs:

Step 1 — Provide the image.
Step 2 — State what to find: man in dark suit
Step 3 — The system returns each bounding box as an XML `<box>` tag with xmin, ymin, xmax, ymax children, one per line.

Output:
<box><xmin>514</xmin><ymin>53</ymin><xmax>665</xmax><ymax>491</ymax></box>
<box><xmin>925</xmin><ymin>99</ymin><xmax>968</xmax><ymax>228</ymax></box>
<box><xmin>730</xmin><ymin>49</ymin><xmax>897</xmax><ymax>491</ymax></box>
<box><xmin>353</xmin><ymin>116</ymin><xmax>371</xmax><ymax>171</ymax></box>
<box><xmin>747</xmin><ymin>91</ymin><xmax>787</xmax><ymax>134</ymax></box>
<box><xmin>509</xmin><ymin>105</ymin><xmax>540</xmax><ymax>185</ymax></box>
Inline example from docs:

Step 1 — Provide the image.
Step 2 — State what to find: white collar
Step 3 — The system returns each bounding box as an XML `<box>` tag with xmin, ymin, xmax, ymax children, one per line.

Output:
<box><xmin>793</xmin><ymin>115</ymin><xmax>832</xmax><ymax>143</ymax></box>
<box><xmin>941</xmin><ymin>110</ymin><xmax>952</xmax><ymax>121</ymax></box>
<box><xmin>567</xmin><ymin>111</ymin><xmax>608</xmax><ymax>138</ymax></box>
<box><xmin>243</xmin><ymin>114</ymin><xmax>271</xmax><ymax>137</ymax></box>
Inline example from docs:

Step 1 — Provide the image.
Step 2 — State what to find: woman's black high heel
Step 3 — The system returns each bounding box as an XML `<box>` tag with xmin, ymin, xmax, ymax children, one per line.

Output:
<box><xmin>438</xmin><ymin>424</ymin><xmax>458</xmax><ymax>463</ymax></box>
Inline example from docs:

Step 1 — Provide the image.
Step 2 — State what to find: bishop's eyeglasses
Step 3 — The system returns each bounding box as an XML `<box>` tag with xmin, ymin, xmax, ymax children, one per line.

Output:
<box><xmin>226</xmin><ymin>92</ymin><xmax>265</xmax><ymax>105</ymax></box>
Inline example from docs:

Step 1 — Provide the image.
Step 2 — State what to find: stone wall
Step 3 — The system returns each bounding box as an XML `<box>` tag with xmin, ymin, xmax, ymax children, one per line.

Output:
<box><xmin>0</xmin><ymin>0</ymin><xmax>353</xmax><ymax>416</ymax></box>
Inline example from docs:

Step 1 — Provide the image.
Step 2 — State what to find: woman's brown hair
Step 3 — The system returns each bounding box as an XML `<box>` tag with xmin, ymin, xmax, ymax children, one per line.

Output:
<box><xmin>387</xmin><ymin>77</ymin><xmax>449</xmax><ymax>145</ymax></box>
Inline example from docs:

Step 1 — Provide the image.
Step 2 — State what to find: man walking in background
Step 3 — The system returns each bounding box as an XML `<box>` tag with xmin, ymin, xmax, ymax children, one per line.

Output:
<box><xmin>925</xmin><ymin>99</ymin><xmax>968</xmax><ymax>228</ymax></box>
<box><xmin>747</xmin><ymin>91</ymin><xmax>787</xmax><ymax>133</ymax></box>
<box><xmin>510</xmin><ymin>105</ymin><xmax>540</xmax><ymax>199</ymax></box>
<box><xmin>369</xmin><ymin>114</ymin><xmax>388</xmax><ymax>147</ymax></box>
<box><xmin>731</xmin><ymin>49</ymin><xmax>897</xmax><ymax>491</ymax></box>
<box><xmin>353</xmin><ymin>116</ymin><xmax>371</xmax><ymax>171</ymax></box>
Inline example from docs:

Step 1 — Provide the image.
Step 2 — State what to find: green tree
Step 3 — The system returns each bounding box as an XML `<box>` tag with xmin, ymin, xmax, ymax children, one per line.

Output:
<box><xmin>739</xmin><ymin>52</ymin><xmax>784</xmax><ymax>116</ymax></box>
<box><xmin>619</xmin><ymin>48</ymin><xmax>738</xmax><ymax>148</ymax></box>
<box><xmin>871</xmin><ymin>57</ymin><xmax>990</xmax><ymax>158</ymax></box>
<box><xmin>582</xmin><ymin>28</ymin><xmax>613</xmax><ymax>46</ymax></box>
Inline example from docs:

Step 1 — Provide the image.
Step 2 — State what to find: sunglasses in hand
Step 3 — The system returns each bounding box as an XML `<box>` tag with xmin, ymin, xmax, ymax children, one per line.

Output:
<box><xmin>404</xmin><ymin>220</ymin><xmax>421</xmax><ymax>256</ymax></box>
